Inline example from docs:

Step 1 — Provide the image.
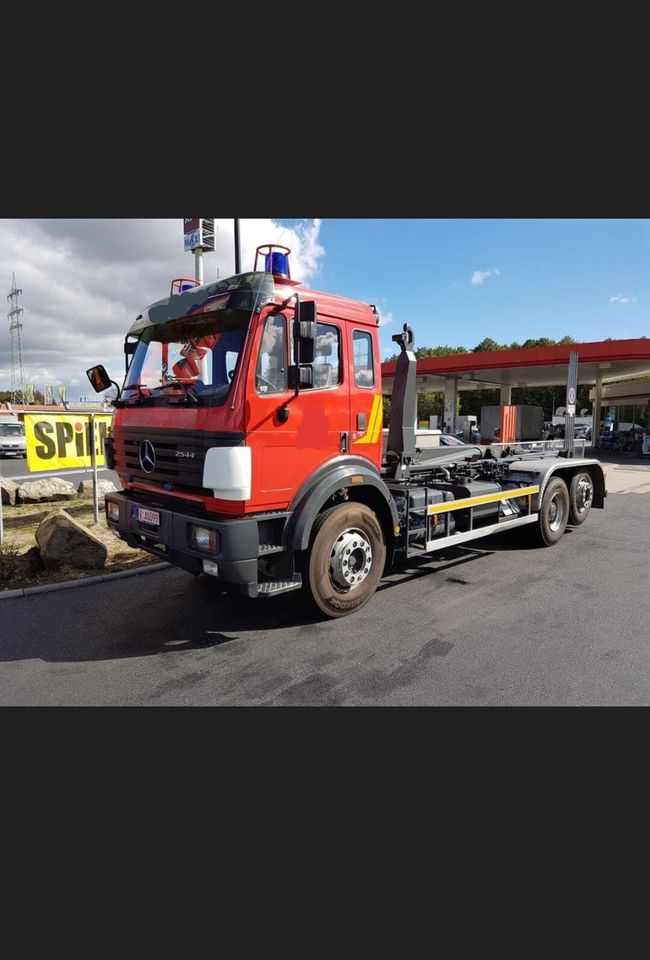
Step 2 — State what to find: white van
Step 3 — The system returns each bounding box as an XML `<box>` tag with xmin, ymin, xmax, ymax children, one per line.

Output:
<box><xmin>0</xmin><ymin>418</ymin><xmax>27</xmax><ymax>458</ymax></box>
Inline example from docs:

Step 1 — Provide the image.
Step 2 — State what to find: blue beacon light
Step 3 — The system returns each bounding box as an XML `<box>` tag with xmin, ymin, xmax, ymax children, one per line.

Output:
<box><xmin>255</xmin><ymin>244</ymin><xmax>292</xmax><ymax>280</ymax></box>
<box><xmin>265</xmin><ymin>252</ymin><xmax>290</xmax><ymax>277</ymax></box>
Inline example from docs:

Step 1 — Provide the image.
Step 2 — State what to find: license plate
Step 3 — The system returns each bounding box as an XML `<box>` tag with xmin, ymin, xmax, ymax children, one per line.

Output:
<box><xmin>133</xmin><ymin>506</ymin><xmax>160</xmax><ymax>526</ymax></box>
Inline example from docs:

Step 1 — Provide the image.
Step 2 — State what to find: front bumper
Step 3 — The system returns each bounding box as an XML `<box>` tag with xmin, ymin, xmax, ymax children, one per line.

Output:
<box><xmin>105</xmin><ymin>492</ymin><xmax>266</xmax><ymax>593</ymax></box>
<box><xmin>0</xmin><ymin>446</ymin><xmax>25</xmax><ymax>457</ymax></box>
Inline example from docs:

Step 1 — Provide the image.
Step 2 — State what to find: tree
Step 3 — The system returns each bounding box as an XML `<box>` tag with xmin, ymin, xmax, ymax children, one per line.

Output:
<box><xmin>0</xmin><ymin>389</ymin><xmax>45</xmax><ymax>405</ymax></box>
<box><xmin>382</xmin><ymin>392</ymin><xmax>446</xmax><ymax>427</ymax></box>
<box><xmin>522</xmin><ymin>337</ymin><xmax>557</xmax><ymax>349</ymax></box>
<box><xmin>416</xmin><ymin>345</ymin><xmax>469</xmax><ymax>358</ymax></box>
<box><xmin>473</xmin><ymin>337</ymin><xmax>506</xmax><ymax>352</ymax></box>
<box><xmin>417</xmin><ymin>392</ymin><xmax>444</xmax><ymax>422</ymax></box>
<box><xmin>383</xmin><ymin>344</ymin><xmax>468</xmax><ymax>364</ymax></box>
<box><xmin>459</xmin><ymin>388</ymin><xmax>500</xmax><ymax>418</ymax></box>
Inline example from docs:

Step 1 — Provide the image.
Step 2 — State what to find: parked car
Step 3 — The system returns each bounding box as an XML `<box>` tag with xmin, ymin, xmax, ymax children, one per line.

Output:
<box><xmin>0</xmin><ymin>420</ymin><xmax>27</xmax><ymax>458</ymax></box>
<box><xmin>440</xmin><ymin>434</ymin><xmax>466</xmax><ymax>446</ymax></box>
<box><xmin>455</xmin><ymin>428</ymin><xmax>481</xmax><ymax>443</ymax></box>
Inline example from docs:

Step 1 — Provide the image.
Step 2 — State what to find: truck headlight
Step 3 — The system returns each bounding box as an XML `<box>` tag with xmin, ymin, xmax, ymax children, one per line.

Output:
<box><xmin>190</xmin><ymin>525</ymin><xmax>219</xmax><ymax>553</ymax></box>
<box><xmin>107</xmin><ymin>501</ymin><xmax>120</xmax><ymax>523</ymax></box>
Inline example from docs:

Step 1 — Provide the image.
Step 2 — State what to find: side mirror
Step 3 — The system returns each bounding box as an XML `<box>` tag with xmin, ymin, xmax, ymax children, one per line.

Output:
<box><xmin>293</xmin><ymin>300</ymin><xmax>317</xmax><ymax>365</ymax></box>
<box><xmin>288</xmin><ymin>366</ymin><xmax>314</xmax><ymax>390</ymax></box>
<box><xmin>86</xmin><ymin>365</ymin><xmax>113</xmax><ymax>393</ymax></box>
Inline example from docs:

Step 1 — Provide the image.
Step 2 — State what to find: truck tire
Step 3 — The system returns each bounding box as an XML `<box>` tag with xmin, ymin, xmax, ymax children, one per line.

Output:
<box><xmin>302</xmin><ymin>503</ymin><xmax>386</xmax><ymax>619</ymax></box>
<box><xmin>569</xmin><ymin>471</ymin><xmax>593</xmax><ymax>525</ymax></box>
<box><xmin>529</xmin><ymin>477</ymin><xmax>570</xmax><ymax>547</ymax></box>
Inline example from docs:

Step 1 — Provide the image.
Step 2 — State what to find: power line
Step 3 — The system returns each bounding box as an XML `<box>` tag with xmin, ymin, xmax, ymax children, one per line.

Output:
<box><xmin>7</xmin><ymin>273</ymin><xmax>25</xmax><ymax>404</ymax></box>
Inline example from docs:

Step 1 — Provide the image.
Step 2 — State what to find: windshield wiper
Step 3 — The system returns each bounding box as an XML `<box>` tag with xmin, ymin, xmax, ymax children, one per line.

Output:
<box><xmin>157</xmin><ymin>380</ymin><xmax>200</xmax><ymax>404</ymax></box>
<box><xmin>122</xmin><ymin>384</ymin><xmax>154</xmax><ymax>405</ymax></box>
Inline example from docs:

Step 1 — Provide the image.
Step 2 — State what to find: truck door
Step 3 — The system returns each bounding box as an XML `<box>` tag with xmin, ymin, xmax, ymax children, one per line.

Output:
<box><xmin>247</xmin><ymin>309</ymin><xmax>351</xmax><ymax>511</ymax></box>
<box><xmin>348</xmin><ymin>325</ymin><xmax>383</xmax><ymax>470</ymax></box>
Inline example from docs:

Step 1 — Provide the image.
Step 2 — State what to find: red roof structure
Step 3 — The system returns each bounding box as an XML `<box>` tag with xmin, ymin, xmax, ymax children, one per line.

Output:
<box><xmin>381</xmin><ymin>338</ymin><xmax>650</xmax><ymax>392</ymax></box>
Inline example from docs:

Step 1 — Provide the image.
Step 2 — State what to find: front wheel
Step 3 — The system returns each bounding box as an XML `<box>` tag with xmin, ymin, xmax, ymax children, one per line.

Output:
<box><xmin>529</xmin><ymin>477</ymin><xmax>570</xmax><ymax>547</ymax></box>
<box><xmin>302</xmin><ymin>503</ymin><xmax>386</xmax><ymax>618</ymax></box>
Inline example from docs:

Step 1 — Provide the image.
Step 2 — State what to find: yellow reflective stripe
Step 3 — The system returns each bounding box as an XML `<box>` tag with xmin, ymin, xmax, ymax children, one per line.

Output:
<box><xmin>371</xmin><ymin>397</ymin><xmax>383</xmax><ymax>443</ymax></box>
<box><xmin>356</xmin><ymin>395</ymin><xmax>382</xmax><ymax>445</ymax></box>
<box><xmin>427</xmin><ymin>486</ymin><xmax>540</xmax><ymax>515</ymax></box>
<box><xmin>367</xmin><ymin>395</ymin><xmax>382</xmax><ymax>443</ymax></box>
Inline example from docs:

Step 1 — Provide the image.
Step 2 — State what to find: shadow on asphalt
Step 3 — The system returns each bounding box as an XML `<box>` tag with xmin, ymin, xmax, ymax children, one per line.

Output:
<box><xmin>378</xmin><ymin>544</ymin><xmax>493</xmax><ymax>591</ymax></box>
<box><xmin>0</xmin><ymin>533</ymin><xmax>544</xmax><ymax>666</ymax></box>
<box><xmin>476</xmin><ymin>525</ymin><xmax>576</xmax><ymax>551</ymax></box>
<box><xmin>0</xmin><ymin>575</ymin><xmax>324</xmax><ymax>664</ymax></box>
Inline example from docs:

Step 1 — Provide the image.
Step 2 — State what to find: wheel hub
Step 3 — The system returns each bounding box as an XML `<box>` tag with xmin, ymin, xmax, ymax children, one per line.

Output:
<box><xmin>548</xmin><ymin>493</ymin><xmax>565</xmax><ymax>532</ymax></box>
<box><xmin>330</xmin><ymin>529</ymin><xmax>373</xmax><ymax>590</ymax></box>
<box><xmin>577</xmin><ymin>478</ymin><xmax>593</xmax><ymax>511</ymax></box>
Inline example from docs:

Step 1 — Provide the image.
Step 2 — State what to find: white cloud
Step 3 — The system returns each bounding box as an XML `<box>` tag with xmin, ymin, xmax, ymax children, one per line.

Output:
<box><xmin>0</xmin><ymin>218</ymin><xmax>324</xmax><ymax>396</ymax></box>
<box><xmin>471</xmin><ymin>268</ymin><xmax>500</xmax><ymax>286</ymax></box>
<box><xmin>609</xmin><ymin>294</ymin><xmax>637</xmax><ymax>304</ymax></box>
<box><xmin>378</xmin><ymin>310</ymin><xmax>394</xmax><ymax>328</ymax></box>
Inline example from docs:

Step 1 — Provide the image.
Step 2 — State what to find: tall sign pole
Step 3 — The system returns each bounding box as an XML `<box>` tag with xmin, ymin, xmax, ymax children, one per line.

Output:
<box><xmin>565</xmin><ymin>351</ymin><xmax>579</xmax><ymax>458</ymax></box>
<box><xmin>194</xmin><ymin>248</ymin><xmax>203</xmax><ymax>284</ymax></box>
<box><xmin>90</xmin><ymin>413</ymin><xmax>100</xmax><ymax>523</ymax></box>
<box><xmin>183</xmin><ymin>219</ymin><xmax>215</xmax><ymax>286</ymax></box>
<box><xmin>0</xmin><ymin>456</ymin><xmax>4</xmax><ymax>545</ymax></box>
<box><xmin>234</xmin><ymin>219</ymin><xmax>241</xmax><ymax>274</ymax></box>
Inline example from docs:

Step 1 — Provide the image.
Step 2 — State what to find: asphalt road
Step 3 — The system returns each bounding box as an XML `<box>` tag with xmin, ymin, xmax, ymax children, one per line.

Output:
<box><xmin>0</xmin><ymin>458</ymin><xmax>117</xmax><ymax>486</ymax></box>
<box><xmin>1</xmin><ymin>491</ymin><xmax>649</xmax><ymax>706</ymax></box>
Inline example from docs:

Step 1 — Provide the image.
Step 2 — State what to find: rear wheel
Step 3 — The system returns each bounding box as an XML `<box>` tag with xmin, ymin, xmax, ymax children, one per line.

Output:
<box><xmin>569</xmin><ymin>471</ymin><xmax>593</xmax><ymax>525</ymax></box>
<box><xmin>529</xmin><ymin>477</ymin><xmax>570</xmax><ymax>546</ymax></box>
<box><xmin>302</xmin><ymin>503</ymin><xmax>386</xmax><ymax>618</ymax></box>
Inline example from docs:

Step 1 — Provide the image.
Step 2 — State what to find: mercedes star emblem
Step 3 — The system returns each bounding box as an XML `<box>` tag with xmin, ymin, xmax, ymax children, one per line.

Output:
<box><xmin>139</xmin><ymin>439</ymin><xmax>156</xmax><ymax>474</ymax></box>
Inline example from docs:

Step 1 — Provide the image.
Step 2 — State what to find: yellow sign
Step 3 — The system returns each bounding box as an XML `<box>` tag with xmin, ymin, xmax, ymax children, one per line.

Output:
<box><xmin>24</xmin><ymin>414</ymin><xmax>113</xmax><ymax>473</ymax></box>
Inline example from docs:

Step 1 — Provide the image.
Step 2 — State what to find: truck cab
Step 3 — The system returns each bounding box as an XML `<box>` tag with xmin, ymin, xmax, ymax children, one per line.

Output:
<box><xmin>96</xmin><ymin>252</ymin><xmax>394</xmax><ymax>600</ymax></box>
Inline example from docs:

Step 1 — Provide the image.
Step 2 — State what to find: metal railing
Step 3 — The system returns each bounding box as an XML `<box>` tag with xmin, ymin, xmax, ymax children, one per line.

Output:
<box><xmin>486</xmin><ymin>438</ymin><xmax>588</xmax><ymax>457</ymax></box>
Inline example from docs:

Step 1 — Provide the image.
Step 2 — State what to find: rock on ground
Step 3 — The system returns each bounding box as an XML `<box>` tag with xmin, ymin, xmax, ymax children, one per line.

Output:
<box><xmin>1</xmin><ymin>480</ymin><xmax>19</xmax><ymax>506</ymax></box>
<box><xmin>35</xmin><ymin>510</ymin><xmax>108</xmax><ymax>571</ymax></box>
<box><xmin>18</xmin><ymin>477</ymin><xmax>78</xmax><ymax>504</ymax></box>
<box><xmin>77</xmin><ymin>479</ymin><xmax>118</xmax><ymax>498</ymax></box>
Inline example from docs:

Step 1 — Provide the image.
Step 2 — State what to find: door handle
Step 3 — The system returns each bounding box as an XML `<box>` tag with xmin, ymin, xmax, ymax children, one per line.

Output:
<box><xmin>340</xmin><ymin>432</ymin><xmax>350</xmax><ymax>453</ymax></box>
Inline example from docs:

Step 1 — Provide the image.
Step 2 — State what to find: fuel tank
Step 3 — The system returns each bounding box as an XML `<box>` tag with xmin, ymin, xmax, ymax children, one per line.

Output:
<box><xmin>448</xmin><ymin>480</ymin><xmax>502</xmax><ymax>531</ymax></box>
<box><xmin>393</xmin><ymin>485</ymin><xmax>456</xmax><ymax>544</ymax></box>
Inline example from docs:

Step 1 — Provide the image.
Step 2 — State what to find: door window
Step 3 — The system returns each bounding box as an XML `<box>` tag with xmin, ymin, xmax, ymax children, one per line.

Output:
<box><xmin>312</xmin><ymin>323</ymin><xmax>341</xmax><ymax>390</ymax></box>
<box><xmin>353</xmin><ymin>330</ymin><xmax>374</xmax><ymax>388</ymax></box>
<box><xmin>256</xmin><ymin>314</ymin><xmax>287</xmax><ymax>395</ymax></box>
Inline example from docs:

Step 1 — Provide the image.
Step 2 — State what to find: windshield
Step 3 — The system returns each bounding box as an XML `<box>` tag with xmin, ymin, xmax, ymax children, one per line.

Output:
<box><xmin>0</xmin><ymin>423</ymin><xmax>24</xmax><ymax>437</ymax></box>
<box><xmin>123</xmin><ymin>310</ymin><xmax>251</xmax><ymax>405</ymax></box>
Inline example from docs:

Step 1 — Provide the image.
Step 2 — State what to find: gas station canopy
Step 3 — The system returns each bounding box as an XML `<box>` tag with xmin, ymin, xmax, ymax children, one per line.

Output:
<box><xmin>381</xmin><ymin>338</ymin><xmax>650</xmax><ymax>393</ymax></box>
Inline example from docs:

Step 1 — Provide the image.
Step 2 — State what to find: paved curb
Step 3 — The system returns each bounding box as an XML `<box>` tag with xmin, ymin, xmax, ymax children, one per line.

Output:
<box><xmin>0</xmin><ymin>562</ymin><xmax>171</xmax><ymax>600</ymax></box>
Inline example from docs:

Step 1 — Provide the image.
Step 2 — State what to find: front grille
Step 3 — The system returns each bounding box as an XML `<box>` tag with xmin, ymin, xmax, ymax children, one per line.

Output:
<box><xmin>112</xmin><ymin>426</ymin><xmax>244</xmax><ymax>492</ymax></box>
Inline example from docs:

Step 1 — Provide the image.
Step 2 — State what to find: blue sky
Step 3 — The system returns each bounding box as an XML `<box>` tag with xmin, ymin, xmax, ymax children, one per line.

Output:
<box><xmin>279</xmin><ymin>219</ymin><xmax>650</xmax><ymax>359</ymax></box>
<box><xmin>0</xmin><ymin>218</ymin><xmax>647</xmax><ymax>395</ymax></box>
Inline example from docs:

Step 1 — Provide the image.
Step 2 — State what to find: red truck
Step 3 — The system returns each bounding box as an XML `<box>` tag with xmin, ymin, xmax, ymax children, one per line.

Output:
<box><xmin>87</xmin><ymin>246</ymin><xmax>606</xmax><ymax>618</ymax></box>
